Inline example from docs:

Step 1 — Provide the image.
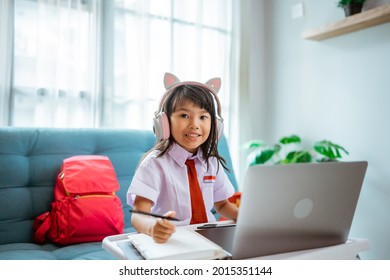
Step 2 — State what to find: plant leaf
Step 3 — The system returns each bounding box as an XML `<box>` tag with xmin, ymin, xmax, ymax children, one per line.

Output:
<box><xmin>314</xmin><ymin>140</ymin><xmax>349</xmax><ymax>159</ymax></box>
<box><xmin>279</xmin><ymin>135</ymin><xmax>301</xmax><ymax>145</ymax></box>
<box><xmin>250</xmin><ymin>149</ymin><xmax>275</xmax><ymax>165</ymax></box>
<box><xmin>282</xmin><ymin>151</ymin><xmax>312</xmax><ymax>164</ymax></box>
<box><xmin>243</xmin><ymin>139</ymin><xmax>265</xmax><ymax>150</ymax></box>
<box><xmin>295</xmin><ymin>151</ymin><xmax>312</xmax><ymax>163</ymax></box>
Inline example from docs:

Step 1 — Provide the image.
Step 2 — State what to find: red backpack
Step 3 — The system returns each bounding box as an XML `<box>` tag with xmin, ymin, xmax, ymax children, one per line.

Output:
<box><xmin>34</xmin><ymin>155</ymin><xmax>124</xmax><ymax>245</ymax></box>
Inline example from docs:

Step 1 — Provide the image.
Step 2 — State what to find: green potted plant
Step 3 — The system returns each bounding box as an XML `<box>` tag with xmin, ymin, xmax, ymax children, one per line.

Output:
<box><xmin>244</xmin><ymin>134</ymin><xmax>349</xmax><ymax>166</ymax></box>
<box><xmin>337</xmin><ymin>0</ymin><xmax>366</xmax><ymax>16</ymax></box>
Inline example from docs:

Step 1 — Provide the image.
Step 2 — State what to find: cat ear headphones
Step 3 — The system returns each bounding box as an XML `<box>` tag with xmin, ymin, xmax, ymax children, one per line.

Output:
<box><xmin>153</xmin><ymin>72</ymin><xmax>224</xmax><ymax>141</ymax></box>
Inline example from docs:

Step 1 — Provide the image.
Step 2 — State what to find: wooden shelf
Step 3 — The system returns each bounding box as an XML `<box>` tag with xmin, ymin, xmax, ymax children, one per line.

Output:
<box><xmin>302</xmin><ymin>4</ymin><xmax>390</xmax><ymax>41</ymax></box>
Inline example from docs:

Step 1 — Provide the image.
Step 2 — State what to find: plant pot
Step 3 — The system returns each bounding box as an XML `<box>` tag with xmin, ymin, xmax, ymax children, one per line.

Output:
<box><xmin>343</xmin><ymin>3</ymin><xmax>364</xmax><ymax>16</ymax></box>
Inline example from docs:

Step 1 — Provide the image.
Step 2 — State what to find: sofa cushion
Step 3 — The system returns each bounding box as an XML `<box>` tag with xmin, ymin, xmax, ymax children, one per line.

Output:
<box><xmin>0</xmin><ymin>242</ymin><xmax>115</xmax><ymax>260</ymax></box>
<box><xmin>0</xmin><ymin>243</ymin><xmax>59</xmax><ymax>260</ymax></box>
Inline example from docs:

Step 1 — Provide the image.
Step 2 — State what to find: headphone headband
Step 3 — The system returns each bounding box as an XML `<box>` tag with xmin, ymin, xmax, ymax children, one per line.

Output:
<box><xmin>156</xmin><ymin>80</ymin><xmax>222</xmax><ymax>117</ymax></box>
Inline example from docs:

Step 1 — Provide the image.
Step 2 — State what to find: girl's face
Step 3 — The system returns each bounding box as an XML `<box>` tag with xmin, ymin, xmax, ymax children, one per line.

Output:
<box><xmin>170</xmin><ymin>99</ymin><xmax>211</xmax><ymax>154</ymax></box>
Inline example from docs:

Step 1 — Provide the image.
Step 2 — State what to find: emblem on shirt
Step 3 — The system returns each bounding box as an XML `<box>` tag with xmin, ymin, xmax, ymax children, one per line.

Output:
<box><xmin>203</xmin><ymin>175</ymin><xmax>216</xmax><ymax>183</ymax></box>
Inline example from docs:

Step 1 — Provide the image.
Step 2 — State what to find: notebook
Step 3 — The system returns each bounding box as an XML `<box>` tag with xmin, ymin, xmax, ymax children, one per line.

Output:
<box><xmin>127</xmin><ymin>227</ymin><xmax>228</xmax><ymax>260</ymax></box>
<box><xmin>196</xmin><ymin>161</ymin><xmax>368</xmax><ymax>259</ymax></box>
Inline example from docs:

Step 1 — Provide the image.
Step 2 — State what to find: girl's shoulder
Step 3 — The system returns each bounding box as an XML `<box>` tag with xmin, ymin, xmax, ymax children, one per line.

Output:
<box><xmin>140</xmin><ymin>149</ymin><xmax>161</xmax><ymax>164</ymax></box>
<box><xmin>139</xmin><ymin>149</ymin><xmax>175</xmax><ymax>170</ymax></box>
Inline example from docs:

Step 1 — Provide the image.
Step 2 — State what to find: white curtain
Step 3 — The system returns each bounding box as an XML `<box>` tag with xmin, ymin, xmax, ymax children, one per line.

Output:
<box><xmin>0</xmin><ymin>0</ymin><xmax>13</xmax><ymax>126</ymax></box>
<box><xmin>11</xmin><ymin>0</ymin><xmax>102</xmax><ymax>127</ymax></box>
<box><xmin>234</xmin><ymin>0</ymin><xmax>266</xmax><ymax>185</ymax></box>
<box><xmin>4</xmin><ymin>0</ymin><xmax>242</xmax><ymax>177</ymax></box>
<box><xmin>110</xmin><ymin>0</ymin><xmax>235</xmax><ymax>137</ymax></box>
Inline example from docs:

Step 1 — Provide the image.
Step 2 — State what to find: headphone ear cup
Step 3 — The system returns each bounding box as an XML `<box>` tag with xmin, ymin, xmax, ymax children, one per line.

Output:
<box><xmin>153</xmin><ymin>112</ymin><xmax>170</xmax><ymax>140</ymax></box>
<box><xmin>216</xmin><ymin>117</ymin><xmax>224</xmax><ymax>140</ymax></box>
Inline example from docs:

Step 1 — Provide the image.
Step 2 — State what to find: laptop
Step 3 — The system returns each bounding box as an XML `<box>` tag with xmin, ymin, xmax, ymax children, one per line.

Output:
<box><xmin>196</xmin><ymin>161</ymin><xmax>368</xmax><ymax>259</ymax></box>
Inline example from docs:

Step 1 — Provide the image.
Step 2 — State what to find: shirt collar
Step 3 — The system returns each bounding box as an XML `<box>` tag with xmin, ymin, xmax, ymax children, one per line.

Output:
<box><xmin>168</xmin><ymin>142</ymin><xmax>205</xmax><ymax>168</ymax></box>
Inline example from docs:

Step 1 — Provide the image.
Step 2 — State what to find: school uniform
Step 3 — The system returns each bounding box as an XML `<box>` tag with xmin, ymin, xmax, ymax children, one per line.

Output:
<box><xmin>127</xmin><ymin>142</ymin><xmax>235</xmax><ymax>225</ymax></box>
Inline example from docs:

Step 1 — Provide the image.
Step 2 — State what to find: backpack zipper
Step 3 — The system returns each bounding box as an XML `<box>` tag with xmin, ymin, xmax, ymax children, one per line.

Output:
<box><xmin>73</xmin><ymin>193</ymin><xmax>115</xmax><ymax>200</ymax></box>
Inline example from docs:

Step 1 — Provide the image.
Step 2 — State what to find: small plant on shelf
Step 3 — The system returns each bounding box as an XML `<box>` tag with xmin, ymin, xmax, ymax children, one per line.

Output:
<box><xmin>244</xmin><ymin>135</ymin><xmax>349</xmax><ymax>166</ymax></box>
<box><xmin>337</xmin><ymin>0</ymin><xmax>366</xmax><ymax>16</ymax></box>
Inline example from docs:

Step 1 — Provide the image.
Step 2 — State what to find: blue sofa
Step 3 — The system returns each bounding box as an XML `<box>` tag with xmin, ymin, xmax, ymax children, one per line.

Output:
<box><xmin>0</xmin><ymin>127</ymin><xmax>238</xmax><ymax>259</ymax></box>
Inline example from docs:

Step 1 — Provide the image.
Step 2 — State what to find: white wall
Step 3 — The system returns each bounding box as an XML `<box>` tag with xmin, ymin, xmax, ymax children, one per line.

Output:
<box><xmin>242</xmin><ymin>0</ymin><xmax>390</xmax><ymax>259</ymax></box>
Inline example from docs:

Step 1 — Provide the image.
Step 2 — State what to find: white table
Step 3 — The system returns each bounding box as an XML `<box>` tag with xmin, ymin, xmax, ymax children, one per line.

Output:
<box><xmin>102</xmin><ymin>223</ymin><xmax>370</xmax><ymax>260</ymax></box>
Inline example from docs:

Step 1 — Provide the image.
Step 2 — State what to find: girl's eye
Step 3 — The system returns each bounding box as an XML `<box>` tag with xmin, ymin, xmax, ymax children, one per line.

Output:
<box><xmin>200</xmin><ymin>115</ymin><xmax>209</xmax><ymax>120</ymax></box>
<box><xmin>180</xmin><ymin>114</ymin><xmax>189</xmax><ymax>118</ymax></box>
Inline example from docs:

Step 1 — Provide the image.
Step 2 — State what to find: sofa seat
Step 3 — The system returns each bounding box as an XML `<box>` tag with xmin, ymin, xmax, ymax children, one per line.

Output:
<box><xmin>0</xmin><ymin>242</ymin><xmax>113</xmax><ymax>260</ymax></box>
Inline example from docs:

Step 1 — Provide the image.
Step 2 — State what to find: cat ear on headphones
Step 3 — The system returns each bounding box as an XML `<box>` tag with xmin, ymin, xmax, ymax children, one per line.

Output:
<box><xmin>164</xmin><ymin>73</ymin><xmax>180</xmax><ymax>90</ymax></box>
<box><xmin>205</xmin><ymin>77</ymin><xmax>221</xmax><ymax>94</ymax></box>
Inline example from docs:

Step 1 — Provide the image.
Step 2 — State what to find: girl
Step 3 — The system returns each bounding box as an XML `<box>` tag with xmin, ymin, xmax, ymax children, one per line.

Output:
<box><xmin>127</xmin><ymin>73</ymin><xmax>238</xmax><ymax>243</ymax></box>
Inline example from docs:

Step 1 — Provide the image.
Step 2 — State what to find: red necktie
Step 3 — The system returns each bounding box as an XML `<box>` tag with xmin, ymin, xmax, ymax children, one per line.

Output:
<box><xmin>185</xmin><ymin>159</ymin><xmax>208</xmax><ymax>224</ymax></box>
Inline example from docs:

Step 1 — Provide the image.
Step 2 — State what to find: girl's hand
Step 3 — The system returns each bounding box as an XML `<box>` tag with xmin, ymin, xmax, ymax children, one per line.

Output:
<box><xmin>214</xmin><ymin>199</ymin><xmax>239</xmax><ymax>221</ymax></box>
<box><xmin>150</xmin><ymin>211</ymin><xmax>176</xmax><ymax>243</ymax></box>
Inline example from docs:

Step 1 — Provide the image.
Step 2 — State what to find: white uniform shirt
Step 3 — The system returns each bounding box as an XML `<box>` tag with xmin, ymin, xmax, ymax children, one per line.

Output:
<box><xmin>127</xmin><ymin>142</ymin><xmax>235</xmax><ymax>225</ymax></box>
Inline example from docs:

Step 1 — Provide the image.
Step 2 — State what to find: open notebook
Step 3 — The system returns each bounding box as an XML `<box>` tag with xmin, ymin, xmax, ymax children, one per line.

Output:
<box><xmin>127</xmin><ymin>228</ymin><xmax>229</xmax><ymax>260</ymax></box>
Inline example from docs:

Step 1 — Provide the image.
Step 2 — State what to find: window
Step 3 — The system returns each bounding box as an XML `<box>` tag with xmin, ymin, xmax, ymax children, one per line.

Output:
<box><xmin>109</xmin><ymin>0</ymin><xmax>233</xmax><ymax>136</ymax></box>
<box><xmin>6</xmin><ymin>0</ymin><xmax>234</xmax><ymax>139</ymax></box>
<box><xmin>11</xmin><ymin>0</ymin><xmax>100</xmax><ymax>127</ymax></box>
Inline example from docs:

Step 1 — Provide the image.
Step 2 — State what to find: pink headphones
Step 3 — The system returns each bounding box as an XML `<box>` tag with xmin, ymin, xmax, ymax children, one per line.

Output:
<box><xmin>153</xmin><ymin>72</ymin><xmax>224</xmax><ymax>141</ymax></box>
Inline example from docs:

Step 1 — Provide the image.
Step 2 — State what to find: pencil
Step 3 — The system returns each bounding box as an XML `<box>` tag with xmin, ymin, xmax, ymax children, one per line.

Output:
<box><xmin>129</xmin><ymin>209</ymin><xmax>180</xmax><ymax>221</ymax></box>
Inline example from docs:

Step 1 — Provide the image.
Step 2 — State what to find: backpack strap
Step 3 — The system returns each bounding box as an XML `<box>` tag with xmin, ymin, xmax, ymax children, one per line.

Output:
<box><xmin>33</xmin><ymin>212</ymin><xmax>51</xmax><ymax>244</ymax></box>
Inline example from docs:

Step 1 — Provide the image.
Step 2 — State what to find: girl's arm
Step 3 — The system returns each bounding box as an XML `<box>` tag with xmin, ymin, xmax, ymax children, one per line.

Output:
<box><xmin>131</xmin><ymin>196</ymin><xmax>176</xmax><ymax>243</ymax></box>
<box><xmin>214</xmin><ymin>199</ymin><xmax>239</xmax><ymax>221</ymax></box>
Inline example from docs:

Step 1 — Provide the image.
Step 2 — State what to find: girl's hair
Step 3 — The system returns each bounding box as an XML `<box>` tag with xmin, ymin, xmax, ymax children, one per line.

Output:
<box><xmin>145</xmin><ymin>84</ymin><xmax>229</xmax><ymax>171</ymax></box>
